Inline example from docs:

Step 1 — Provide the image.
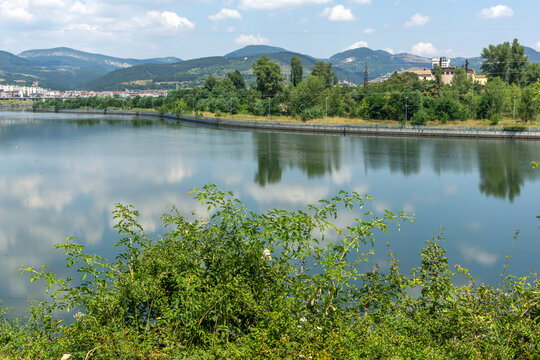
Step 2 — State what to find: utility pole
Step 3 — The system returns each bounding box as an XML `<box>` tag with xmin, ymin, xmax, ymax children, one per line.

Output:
<box><xmin>513</xmin><ymin>95</ymin><xmax>516</xmax><ymax>126</ymax></box>
<box><xmin>364</xmin><ymin>63</ymin><xmax>368</xmax><ymax>87</ymax></box>
<box><xmin>325</xmin><ymin>96</ymin><xmax>328</xmax><ymax>123</ymax></box>
<box><xmin>405</xmin><ymin>96</ymin><xmax>408</xmax><ymax>127</ymax></box>
<box><xmin>268</xmin><ymin>97</ymin><xmax>270</xmax><ymax>121</ymax></box>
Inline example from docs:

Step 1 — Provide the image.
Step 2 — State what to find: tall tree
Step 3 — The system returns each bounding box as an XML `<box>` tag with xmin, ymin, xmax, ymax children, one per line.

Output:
<box><xmin>204</xmin><ymin>76</ymin><xmax>217</xmax><ymax>92</ymax></box>
<box><xmin>521</xmin><ymin>63</ymin><xmax>540</xmax><ymax>87</ymax></box>
<box><xmin>227</xmin><ymin>70</ymin><xmax>245</xmax><ymax>89</ymax></box>
<box><xmin>310</xmin><ymin>61</ymin><xmax>337</xmax><ymax>88</ymax></box>
<box><xmin>290</xmin><ymin>56</ymin><xmax>303</xmax><ymax>87</ymax></box>
<box><xmin>450</xmin><ymin>67</ymin><xmax>473</xmax><ymax>101</ymax></box>
<box><xmin>253</xmin><ymin>56</ymin><xmax>283</xmax><ymax>97</ymax></box>
<box><xmin>481</xmin><ymin>39</ymin><xmax>528</xmax><ymax>85</ymax></box>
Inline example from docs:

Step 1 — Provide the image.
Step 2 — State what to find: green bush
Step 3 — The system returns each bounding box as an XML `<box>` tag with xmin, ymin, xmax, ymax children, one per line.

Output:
<box><xmin>490</xmin><ymin>113</ymin><xmax>501</xmax><ymax>125</ymax></box>
<box><xmin>1</xmin><ymin>185</ymin><xmax>538</xmax><ymax>359</ymax></box>
<box><xmin>300</xmin><ymin>106</ymin><xmax>323</xmax><ymax>121</ymax></box>
<box><xmin>411</xmin><ymin>109</ymin><xmax>428</xmax><ymax>125</ymax></box>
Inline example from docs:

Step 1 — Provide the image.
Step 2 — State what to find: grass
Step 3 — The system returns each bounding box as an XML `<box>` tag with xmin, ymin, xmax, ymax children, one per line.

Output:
<box><xmin>189</xmin><ymin>111</ymin><xmax>540</xmax><ymax>130</ymax></box>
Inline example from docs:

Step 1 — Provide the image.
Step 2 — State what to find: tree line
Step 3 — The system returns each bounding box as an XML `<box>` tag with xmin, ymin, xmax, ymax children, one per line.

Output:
<box><xmin>35</xmin><ymin>39</ymin><xmax>540</xmax><ymax>124</ymax></box>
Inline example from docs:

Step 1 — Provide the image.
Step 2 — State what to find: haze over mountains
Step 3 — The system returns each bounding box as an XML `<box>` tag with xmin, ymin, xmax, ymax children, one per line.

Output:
<box><xmin>1</xmin><ymin>45</ymin><xmax>539</xmax><ymax>91</ymax></box>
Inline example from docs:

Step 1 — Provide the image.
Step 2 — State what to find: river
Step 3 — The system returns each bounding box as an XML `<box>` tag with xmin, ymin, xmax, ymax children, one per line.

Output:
<box><xmin>1</xmin><ymin>110</ymin><xmax>539</xmax><ymax>313</ymax></box>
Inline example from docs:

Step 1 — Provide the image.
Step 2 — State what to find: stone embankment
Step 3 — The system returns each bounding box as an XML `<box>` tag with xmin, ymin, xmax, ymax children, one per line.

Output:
<box><xmin>33</xmin><ymin>108</ymin><xmax>540</xmax><ymax>140</ymax></box>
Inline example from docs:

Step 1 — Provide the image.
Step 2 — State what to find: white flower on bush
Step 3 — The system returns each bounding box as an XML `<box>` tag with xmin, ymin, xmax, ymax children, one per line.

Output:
<box><xmin>262</xmin><ymin>248</ymin><xmax>272</xmax><ymax>261</ymax></box>
<box><xmin>73</xmin><ymin>311</ymin><xmax>85</xmax><ymax>321</ymax></box>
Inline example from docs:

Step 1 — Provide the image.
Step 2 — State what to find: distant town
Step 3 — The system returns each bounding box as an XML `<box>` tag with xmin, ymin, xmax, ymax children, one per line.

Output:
<box><xmin>0</xmin><ymin>82</ymin><xmax>168</xmax><ymax>99</ymax></box>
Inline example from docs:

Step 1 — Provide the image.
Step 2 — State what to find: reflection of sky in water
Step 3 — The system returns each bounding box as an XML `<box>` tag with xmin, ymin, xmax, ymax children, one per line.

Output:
<box><xmin>1</xmin><ymin>111</ymin><xmax>539</xmax><ymax>314</ymax></box>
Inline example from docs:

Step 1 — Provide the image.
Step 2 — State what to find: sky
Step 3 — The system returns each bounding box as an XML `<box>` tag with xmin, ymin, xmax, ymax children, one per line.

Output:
<box><xmin>1</xmin><ymin>0</ymin><xmax>539</xmax><ymax>60</ymax></box>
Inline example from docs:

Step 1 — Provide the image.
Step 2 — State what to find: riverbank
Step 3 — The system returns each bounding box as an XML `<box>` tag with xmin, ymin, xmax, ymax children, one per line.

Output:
<box><xmin>30</xmin><ymin>107</ymin><xmax>540</xmax><ymax>139</ymax></box>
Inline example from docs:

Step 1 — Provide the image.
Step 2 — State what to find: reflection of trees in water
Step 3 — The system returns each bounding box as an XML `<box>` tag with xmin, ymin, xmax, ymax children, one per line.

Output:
<box><xmin>67</xmin><ymin>118</ymin><xmax>156</xmax><ymax>127</ymax></box>
<box><xmin>477</xmin><ymin>141</ymin><xmax>540</xmax><ymax>202</ymax></box>
<box><xmin>362</xmin><ymin>137</ymin><xmax>421</xmax><ymax>176</ymax></box>
<box><xmin>254</xmin><ymin>133</ymin><xmax>283</xmax><ymax>186</ymax></box>
<box><xmin>252</xmin><ymin>131</ymin><xmax>540</xmax><ymax>202</ymax></box>
<box><xmin>253</xmin><ymin>132</ymin><xmax>342</xmax><ymax>187</ymax></box>
<box><xmin>429</xmin><ymin>139</ymin><xmax>475</xmax><ymax>175</ymax></box>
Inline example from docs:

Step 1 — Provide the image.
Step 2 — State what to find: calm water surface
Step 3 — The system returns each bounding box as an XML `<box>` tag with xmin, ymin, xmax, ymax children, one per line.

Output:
<box><xmin>1</xmin><ymin>111</ymin><xmax>539</xmax><ymax>312</ymax></box>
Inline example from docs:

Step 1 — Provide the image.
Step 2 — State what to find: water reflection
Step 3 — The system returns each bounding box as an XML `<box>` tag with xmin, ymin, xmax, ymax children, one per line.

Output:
<box><xmin>1</xmin><ymin>111</ymin><xmax>539</xmax><ymax>315</ymax></box>
<box><xmin>476</xmin><ymin>141</ymin><xmax>540</xmax><ymax>202</ymax></box>
<box><xmin>362</xmin><ymin>137</ymin><xmax>421</xmax><ymax>175</ymax></box>
<box><xmin>253</xmin><ymin>132</ymin><xmax>342</xmax><ymax>186</ymax></box>
<box><xmin>253</xmin><ymin>133</ymin><xmax>540</xmax><ymax>202</ymax></box>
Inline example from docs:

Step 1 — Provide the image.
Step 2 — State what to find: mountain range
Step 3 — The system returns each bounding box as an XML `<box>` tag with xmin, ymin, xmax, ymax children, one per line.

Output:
<box><xmin>1</xmin><ymin>45</ymin><xmax>539</xmax><ymax>91</ymax></box>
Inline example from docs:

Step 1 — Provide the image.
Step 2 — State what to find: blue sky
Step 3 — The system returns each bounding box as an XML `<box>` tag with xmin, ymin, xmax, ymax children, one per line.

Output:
<box><xmin>1</xmin><ymin>0</ymin><xmax>539</xmax><ymax>60</ymax></box>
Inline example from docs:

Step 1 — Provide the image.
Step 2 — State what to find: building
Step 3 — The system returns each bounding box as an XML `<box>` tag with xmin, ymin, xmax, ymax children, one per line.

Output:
<box><xmin>431</xmin><ymin>57</ymin><xmax>450</xmax><ymax>68</ymax></box>
<box><xmin>403</xmin><ymin>58</ymin><xmax>487</xmax><ymax>86</ymax></box>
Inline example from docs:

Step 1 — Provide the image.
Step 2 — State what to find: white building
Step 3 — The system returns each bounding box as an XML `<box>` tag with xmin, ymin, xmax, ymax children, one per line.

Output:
<box><xmin>431</xmin><ymin>57</ymin><xmax>450</xmax><ymax>69</ymax></box>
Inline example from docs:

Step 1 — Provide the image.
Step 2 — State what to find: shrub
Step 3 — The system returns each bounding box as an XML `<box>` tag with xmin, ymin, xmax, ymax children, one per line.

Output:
<box><xmin>411</xmin><ymin>109</ymin><xmax>428</xmax><ymax>125</ymax></box>
<box><xmin>490</xmin><ymin>113</ymin><xmax>501</xmax><ymax>125</ymax></box>
<box><xmin>300</xmin><ymin>106</ymin><xmax>324</xmax><ymax>121</ymax></box>
<box><xmin>1</xmin><ymin>185</ymin><xmax>538</xmax><ymax>359</ymax></box>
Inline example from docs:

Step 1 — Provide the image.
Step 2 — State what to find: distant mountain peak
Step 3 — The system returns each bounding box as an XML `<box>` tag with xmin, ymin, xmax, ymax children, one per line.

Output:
<box><xmin>225</xmin><ymin>45</ymin><xmax>288</xmax><ymax>58</ymax></box>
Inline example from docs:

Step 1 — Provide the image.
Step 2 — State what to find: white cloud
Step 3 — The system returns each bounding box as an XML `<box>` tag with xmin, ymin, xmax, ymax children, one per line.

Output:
<box><xmin>353</xmin><ymin>0</ymin><xmax>371</xmax><ymax>4</ymax></box>
<box><xmin>345</xmin><ymin>40</ymin><xmax>368</xmax><ymax>50</ymax></box>
<box><xmin>536</xmin><ymin>41</ymin><xmax>540</xmax><ymax>51</ymax></box>
<box><xmin>478</xmin><ymin>5</ymin><xmax>513</xmax><ymax>19</ymax></box>
<box><xmin>246</xmin><ymin>184</ymin><xmax>329</xmax><ymax>204</ymax></box>
<box><xmin>32</xmin><ymin>0</ymin><xmax>64</xmax><ymax>7</ymax></box>
<box><xmin>444</xmin><ymin>183</ymin><xmax>457</xmax><ymax>195</ymax></box>
<box><xmin>458</xmin><ymin>244</ymin><xmax>499</xmax><ymax>266</ymax></box>
<box><xmin>330</xmin><ymin>167</ymin><xmax>352</xmax><ymax>185</ymax></box>
<box><xmin>362</xmin><ymin>28</ymin><xmax>375</xmax><ymax>34</ymax></box>
<box><xmin>235</xmin><ymin>33</ymin><xmax>269</xmax><ymax>45</ymax></box>
<box><xmin>0</xmin><ymin>1</ymin><xmax>34</xmax><ymax>22</ymax></box>
<box><xmin>160</xmin><ymin>11</ymin><xmax>195</xmax><ymax>30</ymax></box>
<box><xmin>64</xmin><ymin>23</ymin><xmax>99</xmax><ymax>32</ymax></box>
<box><xmin>405</xmin><ymin>13</ymin><xmax>430</xmax><ymax>27</ymax></box>
<box><xmin>240</xmin><ymin>0</ymin><xmax>330</xmax><ymax>10</ymax></box>
<box><xmin>138</xmin><ymin>11</ymin><xmax>195</xmax><ymax>31</ymax></box>
<box><xmin>383</xmin><ymin>47</ymin><xmax>395</xmax><ymax>54</ymax></box>
<box><xmin>208</xmin><ymin>8</ymin><xmax>242</xmax><ymax>21</ymax></box>
<box><xmin>69</xmin><ymin>1</ymin><xmax>98</xmax><ymax>16</ymax></box>
<box><xmin>411</xmin><ymin>42</ymin><xmax>438</xmax><ymax>57</ymax></box>
<box><xmin>322</xmin><ymin>5</ymin><xmax>355</xmax><ymax>22</ymax></box>
<box><xmin>465</xmin><ymin>221</ymin><xmax>483</xmax><ymax>231</ymax></box>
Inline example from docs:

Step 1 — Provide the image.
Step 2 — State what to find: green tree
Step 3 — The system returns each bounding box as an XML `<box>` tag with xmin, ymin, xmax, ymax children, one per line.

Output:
<box><xmin>204</xmin><ymin>76</ymin><xmax>218</xmax><ymax>92</ymax></box>
<box><xmin>289</xmin><ymin>75</ymin><xmax>325</xmax><ymax>117</ymax></box>
<box><xmin>521</xmin><ymin>63</ymin><xmax>540</xmax><ymax>87</ymax></box>
<box><xmin>476</xmin><ymin>77</ymin><xmax>509</xmax><ymax>119</ymax></box>
<box><xmin>227</xmin><ymin>70</ymin><xmax>246</xmax><ymax>89</ymax></box>
<box><xmin>518</xmin><ymin>86</ymin><xmax>538</xmax><ymax>122</ymax></box>
<box><xmin>481</xmin><ymin>39</ymin><xmax>528</xmax><ymax>85</ymax></box>
<box><xmin>310</xmin><ymin>61</ymin><xmax>337</xmax><ymax>88</ymax></box>
<box><xmin>450</xmin><ymin>67</ymin><xmax>473</xmax><ymax>101</ymax></box>
<box><xmin>253</xmin><ymin>56</ymin><xmax>283</xmax><ymax>97</ymax></box>
<box><xmin>290</xmin><ymin>56</ymin><xmax>303</xmax><ymax>87</ymax></box>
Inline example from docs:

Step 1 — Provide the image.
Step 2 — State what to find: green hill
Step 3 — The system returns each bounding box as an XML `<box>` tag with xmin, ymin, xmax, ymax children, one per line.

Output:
<box><xmin>329</xmin><ymin>47</ymin><xmax>432</xmax><ymax>80</ymax></box>
<box><xmin>524</xmin><ymin>46</ymin><xmax>540</xmax><ymax>62</ymax></box>
<box><xmin>3</xmin><ymin>44</ymin><xmax>539</xmax><ymax>91</ymax></box>
<box><xmin>19</xmin><ymin>47</ymin><xmax>182</xmax><ymax>72</ymax></box>
<box><xmin>225</xmin><ymin>45</ymin><xmax>288</xmax><ymax>58</ymax></box>
<box><xmin>0</xmin><ymin>50</ymin><xmax>103</xmax><ymax>89</ymax></box>
<box><xmin>86</xmin><ymin>51</ymin><xmax>364</xmax><ymax>91</ymax></box>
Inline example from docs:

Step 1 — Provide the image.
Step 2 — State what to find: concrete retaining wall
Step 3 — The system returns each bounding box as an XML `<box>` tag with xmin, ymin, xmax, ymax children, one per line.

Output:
<box><xmin>33</xmin><ymin>108</ymin><xmax>540</xmax><ymax>140</ymax></box>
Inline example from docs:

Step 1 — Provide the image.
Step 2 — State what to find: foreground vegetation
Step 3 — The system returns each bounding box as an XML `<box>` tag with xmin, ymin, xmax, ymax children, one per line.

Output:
<box><xmin>0</xmin><ymin>185</ymin><xmax>538</xmax><ymax>359</ymax></box>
